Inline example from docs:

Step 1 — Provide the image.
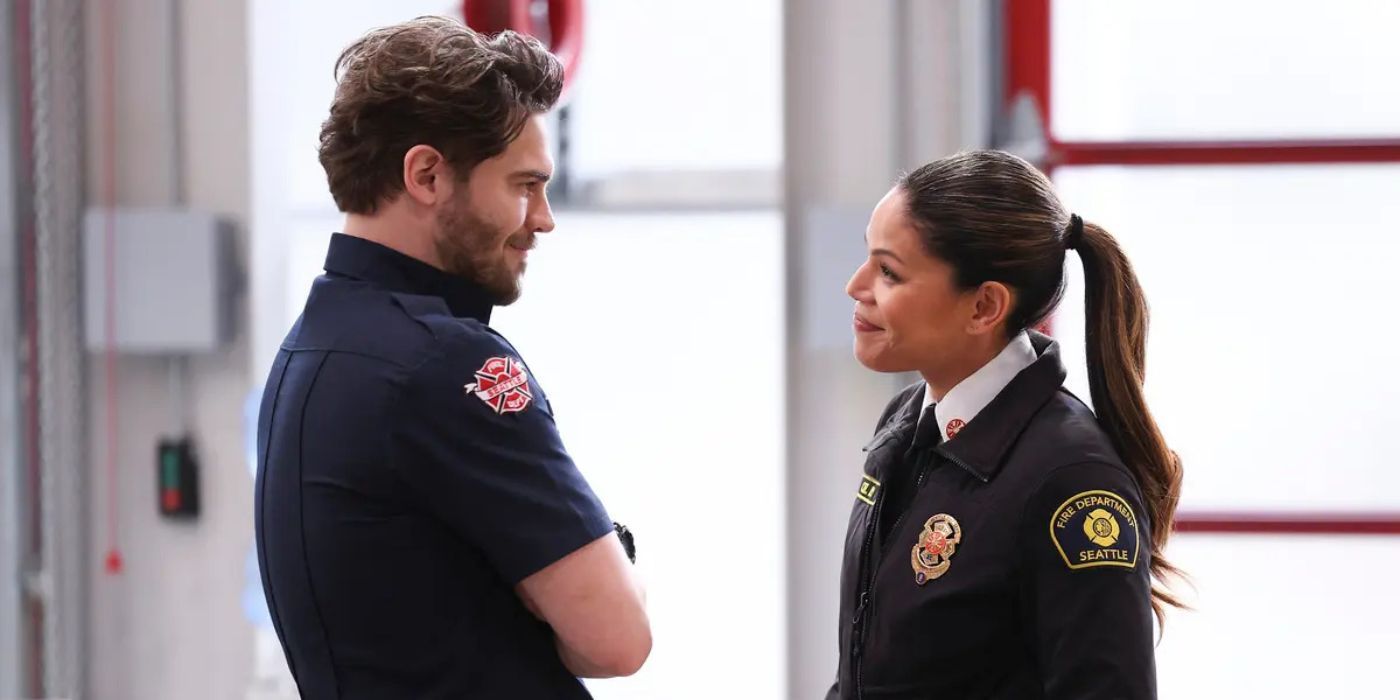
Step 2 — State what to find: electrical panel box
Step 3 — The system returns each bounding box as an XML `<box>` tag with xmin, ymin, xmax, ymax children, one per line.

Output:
<box><xmin>156</xmin><ymin>437</ymin><xmax>199</xmax><ymax>518</ymax></box>
<box><xmin>83</xmin><ymin>207</ymin><xmax>238</xmax><ymax>353</ymax></box>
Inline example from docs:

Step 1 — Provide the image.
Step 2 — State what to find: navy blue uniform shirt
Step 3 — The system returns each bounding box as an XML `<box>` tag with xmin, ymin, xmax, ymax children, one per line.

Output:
<box><xmin>255</xmin><ymin>233</ymin><xmax>613</xmax><ymax>699</ymax></box>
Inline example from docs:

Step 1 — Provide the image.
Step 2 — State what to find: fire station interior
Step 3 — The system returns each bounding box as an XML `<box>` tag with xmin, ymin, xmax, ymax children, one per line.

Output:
<box><xmin>3</xmin><ymin>0</ymin><xmax>1397</xmax><ymax>698</ymax></box>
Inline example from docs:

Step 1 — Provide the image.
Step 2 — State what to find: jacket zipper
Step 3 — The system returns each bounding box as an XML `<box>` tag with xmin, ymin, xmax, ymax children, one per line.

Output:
<box><xmin>878</xmin><ymin>450</ymin><xmax>935</xmax><ymax>557</ymax></box>
<box><xmin>851</xmin><ymin>488</ymin><xmax>881</xmax><ymax>698</ymax></box>
<box><xmin>937</xmin><ymin>446</ymin><xmax>989</xmax><ymax>483</ymax></box>
<box><xmin>853</xmin><ymin>449</ymin><xmax>936</xmax><ymax>699</ymax></box>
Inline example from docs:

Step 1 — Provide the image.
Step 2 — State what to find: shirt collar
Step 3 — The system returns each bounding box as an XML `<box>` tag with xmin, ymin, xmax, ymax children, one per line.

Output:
<box><xmin>322</xmin><ymin>233</ymin><xmax>494</xmax><ymax>323</ymax></box>
<box><xmin>921</xmin><ymin>331</ymin><xmax>1038</xmax><ymax>442</ymax></box>
<box><xmin>934</xmin><ymin>331</ymin><xmax>1068</xmax><ymax>482</ymax></box>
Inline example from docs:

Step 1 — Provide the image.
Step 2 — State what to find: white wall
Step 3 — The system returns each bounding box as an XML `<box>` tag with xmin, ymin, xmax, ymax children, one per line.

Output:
<box><xmin>1053</xmin><ymin>0</ymin><xmax>1400</xmax><ymax>140</ymax></box>
<box><xmin>83</xmin><ymin>0</ymin><xmax>254</xmax><ymax>697</ymax></box>
<box><xmin>567</xmin><ymin>0</ymin><xmax>781</xmax><ymax>178</ymax></box>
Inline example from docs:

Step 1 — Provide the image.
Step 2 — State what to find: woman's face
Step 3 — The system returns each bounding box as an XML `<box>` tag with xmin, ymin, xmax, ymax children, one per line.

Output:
<box><xmin>846</xmin><ymin>188</ymin><xmax>984</xmax><ymax>375</ymax></box>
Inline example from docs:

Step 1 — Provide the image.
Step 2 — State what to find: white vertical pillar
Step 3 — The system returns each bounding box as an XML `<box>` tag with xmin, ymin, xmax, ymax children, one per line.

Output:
<box><xmin>0</xmin><ymin>0</ymin><xmax>25</xmax><ymax>694</ymax></box>
<box><xmin>783</xmin><ymin>1</ymin><xmax>993</xmax><ymax>696</ymax></box>
<box><xmin>32</xmin><ymin>0</ymin><xmax>91</xmax><ymax>694</ymax></box>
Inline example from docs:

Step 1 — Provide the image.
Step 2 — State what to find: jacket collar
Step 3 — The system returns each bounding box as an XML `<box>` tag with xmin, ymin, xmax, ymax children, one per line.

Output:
<box><xmin>922</xmin><ymin>331</ymin><xmax>1038</xmax><ymax>441</ymax></box>
<box><xmin>933</xmin><ymin>331</ymin><xmax>1067</xmax><ymax>482</ymax></box>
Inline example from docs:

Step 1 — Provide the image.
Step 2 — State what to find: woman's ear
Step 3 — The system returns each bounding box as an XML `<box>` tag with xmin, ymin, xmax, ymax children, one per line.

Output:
<box><xmin>967</xmin><ymin>281</ymin><xmax>1014</xmax><ymax>337</ymax></box>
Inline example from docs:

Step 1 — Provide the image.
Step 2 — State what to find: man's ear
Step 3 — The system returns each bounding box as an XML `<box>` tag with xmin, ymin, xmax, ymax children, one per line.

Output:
<box><xmin>402</xmin><ymin>144</ymin><xmax>448</xmax><ymax>206</ymax></box>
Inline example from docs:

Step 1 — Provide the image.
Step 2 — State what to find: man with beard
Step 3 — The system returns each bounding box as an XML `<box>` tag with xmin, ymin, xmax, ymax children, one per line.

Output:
<box><xmin>254</xmin><ymin>18</ymin><xmax>650</xmax><ymax>699</ymax></box>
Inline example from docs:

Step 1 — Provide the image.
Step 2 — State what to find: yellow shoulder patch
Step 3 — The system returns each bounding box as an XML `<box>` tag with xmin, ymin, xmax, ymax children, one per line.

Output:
<box><xmin>1049</xmin><ymin>490</ymin><xmax>1140</xmax><ymax>571</ymax></box>
<box><xmin>856</xmin><ymin>474</ymin><xmax>880</xmax><ymax>506</ymax></box>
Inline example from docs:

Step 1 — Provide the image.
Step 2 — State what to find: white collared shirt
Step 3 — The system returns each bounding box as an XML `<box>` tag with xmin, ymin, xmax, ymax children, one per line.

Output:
<box><xmin>919</xmin><ymin>331</ymin><xmax>1039</xmax><ymax>441</ymax></box>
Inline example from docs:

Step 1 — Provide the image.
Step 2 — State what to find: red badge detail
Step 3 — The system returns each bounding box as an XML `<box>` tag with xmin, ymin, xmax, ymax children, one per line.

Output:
<box><xmin>464</xmin><ymin>356</ymin><xmax>533</xmax><ymax>415</ymax></box>
<box><xmin>945</xmin><ymin>419</ymin><xmax>966</xmax><ymax>440</ymax></box>
<box><xmin>924</xmin><ymin>531</ymin><xmax>947</xmax><ymax>556</ymax></box>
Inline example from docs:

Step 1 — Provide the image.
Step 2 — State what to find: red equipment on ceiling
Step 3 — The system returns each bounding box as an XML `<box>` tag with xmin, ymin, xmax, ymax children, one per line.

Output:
<box><xmin>462</xmin><ymin>0</ymin><xmax>585</xmax><ymax>93</ymax></box>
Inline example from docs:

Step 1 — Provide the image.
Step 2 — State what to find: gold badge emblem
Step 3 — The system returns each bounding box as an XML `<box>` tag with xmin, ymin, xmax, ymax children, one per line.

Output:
<box><xmin>1083</xmin><ymin>508</ymin><xmax>1121</xmax><ymax>547</ymax></box>
<box><xmin>911</xmin><ymin>514</ymin><xmax>962</xmax><ymax>585</ymax></box>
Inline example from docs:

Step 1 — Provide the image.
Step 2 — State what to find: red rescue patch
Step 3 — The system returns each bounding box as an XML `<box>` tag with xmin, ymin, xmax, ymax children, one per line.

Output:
<box><xmin>464</xmin><ymin>356</ymin><xmax>533</xmax><ymax>415</ymax></box>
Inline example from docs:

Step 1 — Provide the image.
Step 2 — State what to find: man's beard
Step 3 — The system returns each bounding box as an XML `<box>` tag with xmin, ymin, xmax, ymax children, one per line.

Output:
<box><xmin>434</xmin><ymin>203</ymin><xmax>529</xmax><ymax>306</ymax></box>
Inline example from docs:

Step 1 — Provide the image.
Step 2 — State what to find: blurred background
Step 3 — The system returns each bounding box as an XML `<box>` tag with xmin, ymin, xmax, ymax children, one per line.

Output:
<box><xmin>2</xmin><ymin>0</ymin><xmax>1399</xmax><ymax>698</ymax></box>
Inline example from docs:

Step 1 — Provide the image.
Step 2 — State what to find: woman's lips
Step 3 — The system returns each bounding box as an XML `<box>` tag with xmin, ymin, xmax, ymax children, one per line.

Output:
<box><xmin>853</xmin><ymin>314</ymin><xmax>883</xmax><ymax>333</ymax></box>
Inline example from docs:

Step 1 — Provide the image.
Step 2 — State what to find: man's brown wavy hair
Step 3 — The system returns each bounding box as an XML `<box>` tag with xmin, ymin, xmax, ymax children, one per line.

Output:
<box><xmin>318</xmin><ymin>16</ymin><xmax>562</xmax><ymax>214</ymax></box>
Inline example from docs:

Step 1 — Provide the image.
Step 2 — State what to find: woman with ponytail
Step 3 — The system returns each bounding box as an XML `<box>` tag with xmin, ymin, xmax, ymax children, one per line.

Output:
<box><xmin>827</xmin><ymin>150</ymin><xmax>1181</xmax><ymax>699</ymax></box>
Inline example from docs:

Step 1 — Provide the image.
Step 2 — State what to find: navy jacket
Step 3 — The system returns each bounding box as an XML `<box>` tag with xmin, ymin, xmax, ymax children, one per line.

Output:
<box><xmin>829</xmin><ymin>334</ymin><xmax>1157</xmax><ymax>699</ymax></box>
